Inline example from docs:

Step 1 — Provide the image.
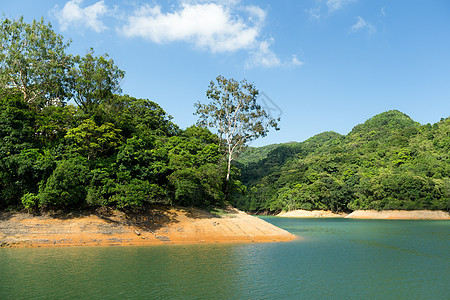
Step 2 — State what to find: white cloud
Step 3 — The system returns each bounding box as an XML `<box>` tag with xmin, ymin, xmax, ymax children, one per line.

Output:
<box><xmin>246</xmin><ymin>39</ymin><xmax>280</xmax><ymax>68</ymax></box>
<box><xmin>306</xmin><ymin>0</ymin><xmax>356</xmax><ymax>20</ymax></box>
<box><xmin>246</xmin><ymin>39</ymin><xmax>303</xmax><ymax>69</ymax></box>
<box><xmin>51</xmin><ymin>0</ymin><xmax>300</xmax><ymax>68</ymax></box>
<box><xmin>350</xmin><ymin>16</ymin><xmax>376</xmax><ymax>34</ymax></box>
<box><xmin>291</xmin><ymin>55</ymin><xmax>304</xmax><ymax>66</ymax></box>
<box><xmin>306</xmin><ymin>8</ymin><xmax>321</xmax><ymax>20</ymax></box>
<box><xmin>327</xmin><ymin>0</ymin><xmax>342</xmax><ymax>12</ymax></box>
<box><xmin>53</xmin><ymin>0</ymin><xmax>109</xmax><ymax>32</ymax></box>
<box><xmin>121</xmin><ymin>2</ymin><xmax>264</xmax><ymax>53</ymax></box>
<box><xmin>326</xmin><ymin>0</ymin><xmax>356</xmax><ymax>12</ymax></box>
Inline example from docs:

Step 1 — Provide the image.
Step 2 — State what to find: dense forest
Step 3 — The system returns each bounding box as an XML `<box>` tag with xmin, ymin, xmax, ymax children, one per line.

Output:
<box><xmin>0</xmin><ymin>17</ymin><xmax>236</xmax><ymax>211</ymax></box>
<box><xmin>0</xmin><ymin>89</ymin><xmax>235</xmax><ymax>210</ymax></box>
<box><xmin>233</xmin><ymin>110</ymin><xmax>450</xmax><ymax>212</ymax></box>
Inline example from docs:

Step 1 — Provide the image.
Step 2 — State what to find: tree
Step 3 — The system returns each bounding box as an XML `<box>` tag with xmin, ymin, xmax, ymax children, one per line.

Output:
<box><xmin>195</xmin><ymin>75</ymin><xmax>279</xmax><ymax>183</ymax></box>
<box><xmin>0</xmin><ymin>16</ymin><xmax>73</xmax><ymax>107</ymax></box>
<box><xmin>64</xmin><ymin>118</ymin><xmax>122</xmax><ymax>160</ymax></box>
<box><xmin>38</xmin><ymin>157</ymin><xmax>89</xmax><ymax>208</ymax></box>
<box><xmin>70</xmin><ymin>48</ymin><xmax>125</xmax><ymax>114</ymax></box>
<box><xmin>0</xmin><ymin>90</ymin><xmax>36</xmax><ymax>156</ymax></box>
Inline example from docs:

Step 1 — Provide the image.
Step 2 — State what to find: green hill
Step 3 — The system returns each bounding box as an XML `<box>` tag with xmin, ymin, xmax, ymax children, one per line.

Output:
<box><xmin>237</xmin><ymin>143</ymin><xmax>292</xmax><ymax>165</ymax></box>
<box><xmin>233</xmin><ymin>110</ymin><xmax>450</xmax><ymax>213</ymax></box>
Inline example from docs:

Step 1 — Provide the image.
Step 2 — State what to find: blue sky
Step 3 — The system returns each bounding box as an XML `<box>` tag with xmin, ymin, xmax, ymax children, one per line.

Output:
<box><xmin>2</xmin><ymin>0</ymin><xmax>450</xmax><ymax>146</ymax></box>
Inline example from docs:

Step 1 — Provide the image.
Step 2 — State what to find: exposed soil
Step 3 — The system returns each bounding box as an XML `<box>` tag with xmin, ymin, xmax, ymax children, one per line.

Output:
<box><xmin>277</xmin><ymin>210</ymin><xmax>348</xmax><ymax>218</ymax></box>
<box><xmin>276</xmin><ymin>209</ymin><xmax>450</xmax><ymax>220</ymax></box>
<box><xmin>345</xmin><ymin>210</ymin><xmax>450</xmax><ymax>219</ymax></box>
<box><xmin>0</xmin><ymin>206</ymin><xmax>297</xmax><ymax>248</ymax></box>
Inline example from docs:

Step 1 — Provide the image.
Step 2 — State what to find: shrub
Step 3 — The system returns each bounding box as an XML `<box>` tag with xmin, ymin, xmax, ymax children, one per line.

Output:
<box><xmin>21</xmin><ymin>193</ymin><xmax>39</xmax><ymax>212</ymax></box>
<box><xmin>38</xmin><ymin>158</ymin><xmax>89</xmax><ymax>208</ymax></box>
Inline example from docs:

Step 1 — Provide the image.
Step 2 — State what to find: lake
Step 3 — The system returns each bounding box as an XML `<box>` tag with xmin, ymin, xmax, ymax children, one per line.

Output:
<box><xmin>1</xmin><ymin>217</ymin><xmax>449</xmax><ymax>299</ymax></box>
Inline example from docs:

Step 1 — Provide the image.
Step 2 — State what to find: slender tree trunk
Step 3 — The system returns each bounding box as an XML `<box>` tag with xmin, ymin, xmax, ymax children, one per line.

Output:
<box><xmin>226</xmin><ymin>154</ymin><xmax>232</xmax><ymax>181</ymax></box>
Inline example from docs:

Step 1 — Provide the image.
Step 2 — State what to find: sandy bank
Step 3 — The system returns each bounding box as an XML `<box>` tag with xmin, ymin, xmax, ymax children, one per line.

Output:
<box><xmin>0</xmin><ymin>206</ymin><xmax>297</xmax><ymax>248</ymax></box>
<box><xmin>346</xmin><ymin>210</ymin><xmax>450</xmax><ymax>220</ymax></box>
<box><xmin>277</xmin><ymin>210</ymin><xmax>347</xmax><ymax>218</ymax></box>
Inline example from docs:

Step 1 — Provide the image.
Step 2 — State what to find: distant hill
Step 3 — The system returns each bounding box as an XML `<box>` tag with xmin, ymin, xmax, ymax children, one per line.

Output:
<box><xmin>233</xmin><ymin>110</ymin><xmax>450</xmax><ymax>213</ymax></box>
<box><xmin>237</xmin><ymin>143</ymin><xmax>292</xmax><ymax>165</ymax></box>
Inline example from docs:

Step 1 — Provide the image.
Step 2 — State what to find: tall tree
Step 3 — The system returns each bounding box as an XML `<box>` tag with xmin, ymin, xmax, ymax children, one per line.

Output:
<box><xmin>195</xmin><ymin>75</ymin><xmax>279</xmax><ymax>182</ymax></box>
<box><xmin>0</xmin><ymin>16</ymin><xmax>73</xmax><ymax>107</ymax></box>
<box><xmin>70</xmin><ymin>49</ymin><xmax>125</xmax><ymax>115</ymax></box>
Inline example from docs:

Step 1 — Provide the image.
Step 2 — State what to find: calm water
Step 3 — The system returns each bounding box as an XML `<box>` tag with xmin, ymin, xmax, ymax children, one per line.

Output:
<box><xmin>1</xmin><ymin>218</ymin><xmax>449</xmax><ymax>299</ymax></box>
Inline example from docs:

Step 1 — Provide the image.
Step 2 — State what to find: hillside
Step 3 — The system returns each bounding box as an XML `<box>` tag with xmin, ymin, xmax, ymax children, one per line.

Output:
<box><xmin>232</xmin><ymin>110</ymin><xmax>450</xmax><ymax>213</ymax></box>
<box><xmin>237</xmin><ymin>143</ymin><xmax>299</xmax><ymax>165</ymax></box>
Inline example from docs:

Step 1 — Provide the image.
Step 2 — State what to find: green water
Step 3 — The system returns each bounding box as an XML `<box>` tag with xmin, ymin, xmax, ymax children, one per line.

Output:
<box><xmin>1</xmin><ymin>218</ymin><xmax>449</xmax><ymax>299</ymax></box>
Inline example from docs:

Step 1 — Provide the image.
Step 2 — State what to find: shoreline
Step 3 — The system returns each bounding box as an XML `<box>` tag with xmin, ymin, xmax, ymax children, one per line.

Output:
<box><xmin>276</xmin><ymin>209</ymin><xmax>449</xmax><ymax>220</ymax></box>
<box><xmin>0</xmin><ymin>206</ymin><xmax>297</xmax><ymax>248</ymax></box>
<box><xmin>345</xmin><ymin>210</ymin><xmax>450</xmax><ymax>220</ymax></box>
<box><xmin>277</xmin><ymin>210</ymin><xmax>348</xmax><ymax>218</ymax></box>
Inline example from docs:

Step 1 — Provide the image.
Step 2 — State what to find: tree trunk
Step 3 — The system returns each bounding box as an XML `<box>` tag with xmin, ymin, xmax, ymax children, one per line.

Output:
<box><xmin>226</xmin><ymin>153</ymin><xmax>232</xmax><ymax>182</ymax></box>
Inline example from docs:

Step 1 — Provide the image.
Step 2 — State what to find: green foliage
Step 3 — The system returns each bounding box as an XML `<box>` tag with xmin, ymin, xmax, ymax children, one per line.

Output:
<box><xmin>65</xmin><ymin>118</ymin><xmax>122</xmax><ymax>160</ymax></box>
<box><xmin>0</xmin><ymin>17</ymin><xmax>231</xmax><ymax>211</ymax></box>
<box><xmin>70</xmin><ymin>49</ymin><xmax>125</xmax><ymax>114</ymax></box>
<box><xmin>108</xmin><ymin>179</ymin><xmax>166</xmax><ymax>208</ymax></box>
<box><xmin>39</xmin><ymin>157</ymin><xmax>89</xmax><ymax>208</ymax></box>
<box><xmin>0</xmin><ymin>91</ymin><xmax>36</xmax><ymax>156</ymax></box>
<box><xmin>0</xmin><ymin>148</ymin><xmax>55</xmax><ymax>208</ymax></box>
<box><xmin>21</xmin><ymin>193</ymin><xmax>39</xmax><ymax>212</ymax></box>
<box><xmin>36</xmin><ymin>105</ymin><xmax>79</xmax><ymax>146</ymax></box>
<box><xmin>165</xmin><ymin>129</ymin><xmax>226</xmax><ymax>207</ymax></box>
<box><xmin>0</xmin><ymin>16</ymin><xmax>73</xmax><ymax>106</ymax></box>
<box><xmin>235</xmin><ymin>111</ymin><xmax>450</xmax><ymax>213</ymax></box>
<box><xmin>237</xmin><ymin>143</ymin><xmax>297</xmax><ymax>165</ymax></box>
<box><xmin>94</xmin><ymin>95</ymin><xmax>179</xmax><ymax>139</ymax></box>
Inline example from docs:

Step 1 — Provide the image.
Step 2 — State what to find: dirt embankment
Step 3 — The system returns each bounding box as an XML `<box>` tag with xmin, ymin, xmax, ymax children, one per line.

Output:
<box><xmin>0</xmin><ymin>206</ymin><xmax>297</xmax><ymax>248</ymax></box>
<box><xmin>277</xmin><ymin>210</ymin><xmax>348</xmax><ymax>218</ymax></box>
<box><xmin>345</xmin><ymin>210</ymin><xmax>450</xmax><ymax>220</ymax></box>
<box><xmin>277</xmin><ymin>209</ymin><xmax>450</xmax><ymax>219</ymax></box>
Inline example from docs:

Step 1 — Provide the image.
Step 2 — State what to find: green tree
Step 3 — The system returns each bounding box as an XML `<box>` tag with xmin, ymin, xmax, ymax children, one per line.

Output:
<box><xmin>36</xmin><ymin>104</ymin><xmax>79</xmax><ymax>146</ymax></box>
<box><xmin>70</xmin><ymin>49</ymin><xmax>125</xmax><ymax>114</ymax></box>
<box><xmin>0</xmin><ymin>90</ymin><xmax>36</xmax><ymax>156</ymax></box>
<box><xmin>64</xmin><ymin>118</ymin><xmax>122</xmax><ymax>160</ymax></box>
<box><xmin>38</xmin><ymin>157</ymin><xmax>89</xmax><ymax>208</ymax></box>
<box><xmin>97</xmin><ymin>95</ymin><xmax>179</xmax><ymax>138</ymax></box>
<box><xmin>0</xmin><ymin>16</ymin><xmax>73</xmax><ymax>107</ymax></box>
<box><xmin>195</xmin><ymin>75</ymin><xmax>279</xmax><ymax>183</ymax></box>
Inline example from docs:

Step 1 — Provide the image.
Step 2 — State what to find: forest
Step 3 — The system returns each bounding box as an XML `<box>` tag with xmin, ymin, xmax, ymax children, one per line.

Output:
<box><xmin>233</xmin><ymin>110</ymin><xmax>450</xmax><ymax>212</ymax></box>
<box><xmin>0</xmin><ymin>17</ymin><xmax>236</xmax><ymax>211</ymax></box>
<box><xmin>1</xmin><ymin>17</ymin><xmax>449</xmax><ymax>213</ymax></box>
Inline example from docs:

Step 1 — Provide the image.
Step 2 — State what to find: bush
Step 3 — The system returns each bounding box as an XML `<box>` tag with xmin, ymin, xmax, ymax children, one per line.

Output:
<box><xmin>109</xmin><ymin>179</ymin><xmax>166</xmax><ymax>208</ymax></box>
<box><xmin>38</xmin><ymin>158</ymin><xmax>89</xmax><ymax>208</ymax></box>
<box><xmin>21</xmin><ymin>193</ymin><xmax>39</xmax><ymax>212</ymax></box>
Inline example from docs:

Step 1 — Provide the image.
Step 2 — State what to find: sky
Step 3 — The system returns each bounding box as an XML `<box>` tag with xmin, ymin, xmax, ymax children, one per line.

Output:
<box><xmin>2</xmin><ymin>0</ymin><xmax>450</xmax><ymax>146</ymax></box>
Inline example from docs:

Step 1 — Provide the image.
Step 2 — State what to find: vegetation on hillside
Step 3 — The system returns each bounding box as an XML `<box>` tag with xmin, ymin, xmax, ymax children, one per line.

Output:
<box><xmin>0</xmin><ymin>17</ymin><xmax>235</xmax><ymax>211</ymax></box>
<box><xmin>237</xmin><ymin>143</ymin><xmax>297</xmax><ymax>165</ymax></box>
<box><xmin>233</xmin><ymin>111</ymin><xmax>450</xmax><ymax>212</ymax></box>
